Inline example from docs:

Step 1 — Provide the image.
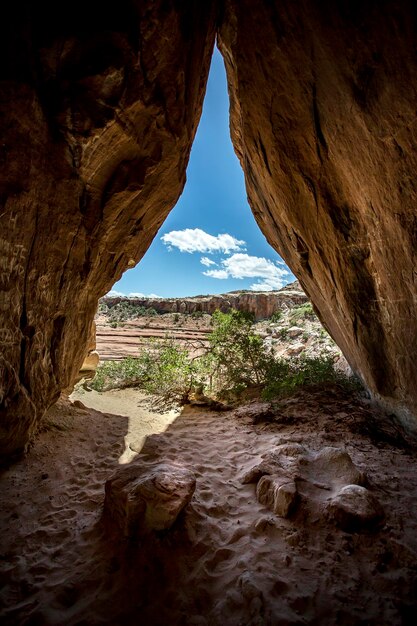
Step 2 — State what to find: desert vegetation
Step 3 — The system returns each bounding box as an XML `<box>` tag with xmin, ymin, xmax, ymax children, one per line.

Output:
<box><xmin>89</xmin><ymin>307</ymin><xmax>361</xmax><ymax>404</ymax></box>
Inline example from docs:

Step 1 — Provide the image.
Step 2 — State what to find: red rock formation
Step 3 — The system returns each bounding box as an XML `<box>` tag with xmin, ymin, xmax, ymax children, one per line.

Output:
<box><xmin>0</xmin><ymin>0</ymin><xmax>217</xmax><ymax>456</ymax></box>
<box><xmin>2</xmin><ymin>0</ymin><xmax>417</xmax><ymax>457</ymax></box>
<box><xmin>219</xmin><ymin>0</ymin><xmax>417</xmax><ymax>429</ymax></box>
<box><xmin>103</xmin><ymin>282</ymin><xmax>308</xmax><ymax>320</ymax></box>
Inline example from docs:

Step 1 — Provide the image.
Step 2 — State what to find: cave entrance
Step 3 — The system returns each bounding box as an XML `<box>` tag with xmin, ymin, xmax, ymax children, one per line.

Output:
<box><xmin>111</xmin><ymin>46</ymin><xmax>294</xmax><ymax>299</ymax></box>
<box><xmin>71</xmin><ymin>47</ymin><xmax>339</xmax><ymax>464</ymax></box>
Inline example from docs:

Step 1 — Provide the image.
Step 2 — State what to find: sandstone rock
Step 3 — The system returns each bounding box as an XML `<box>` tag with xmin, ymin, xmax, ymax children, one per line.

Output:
<box><xmin>104</xmin><ymin>462</ymin><xmax>196</xmax><ymax>538</ymax></box>
<box><xmin>286</xmin><ymin>343</ymin><xmax>305</xmax><ymax>356</ymax></box>
<box><xmin>256</xmin><ymin>475</ymin><xmax>298</xmax><ymax>518</ymax></box>
<box><xmin>327</xmin><ymin>484</ymin><xmax>385</xmax><ymax>533</ymax></box>
<box><xmin>80</xmin><ymin>350</ymin><xmax>100</xmax><ymax>376</ymax></box>
<box><xmin>304</xmin><ymin>448</ymin><xmax>366</xmax><ymax>489</ymax></box>
<box><xmin>219</xmin><ymin>1</ymin><xmax>417</xmax><ymax>429</ymax></box>
<box><xmin>287</xmin><ymin>327</ymin><xmax>304</xmax><ymax>339</ymax></box>
<box><xmin>244</xmin><ymin>444</ymin><xmax>369</xmax><ymax>524</ymax></box>
<box><xmin>102</xmin><ymin>281</ymin><xmax>307</xmax><ymax>322</ymax></box>
<box><xmin>0</xmin><ymin>0</ymin><xmax>217</xmax><ymax>456</ymax></box>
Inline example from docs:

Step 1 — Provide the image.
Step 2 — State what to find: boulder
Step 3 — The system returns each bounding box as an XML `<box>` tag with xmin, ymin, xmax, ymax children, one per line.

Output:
<box><xmin>244</xmin><ymin>444</ymin><xmax>378</xmax><ymax>530</ymax></box>
<box><xmin>287</xmin><ymin>327</ymin><xmax>304</xmax><ymax>339</ymax></box>
<box><xmin>104</xmin><ymin>462</ymin><xmax>196</xmax><ymax>538</ymax></box>
<box><xmin>256</xmin><ymin>475</ymin><xmax>298</xmax><ymax>518</ymax></box>
<box><xmin>286</xmin><ymin>343</ymin><xmax>305</xmax><ymax>356</ymax></box>
<box><xmin>219</xmin><ymin>0</ymin><xmax>417</xmax><ymax>429</ymax></box>
<box><xmin>327</xmin><ymin>484</ymin><xmax>385</xmax><ymax>532</ymax></box>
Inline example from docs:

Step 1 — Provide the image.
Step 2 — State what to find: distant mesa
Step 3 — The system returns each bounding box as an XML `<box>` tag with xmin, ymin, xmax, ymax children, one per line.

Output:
<box><xmin>101</xmin><ymin>281</ymin><xmax>308</xmax><ymax>321</ymax></box>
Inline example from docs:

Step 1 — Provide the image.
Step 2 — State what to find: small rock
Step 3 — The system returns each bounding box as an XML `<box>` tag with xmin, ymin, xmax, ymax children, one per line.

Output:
<box><xmin>286</xmin><ymin>343</ymin><xmax>304</xmax><ymax>355</ymax></box>
<box><xmin>287</xmin><ymin>326</ymin><xmax>304</xmax><ymax>338</ymax></box>
<box><xmin>234</xmin><ymin>402</ymin><xmax>274</xmax><ymax>423</ymax></box>
<box><xmin>239</xmin><ymin>572</ymin><xmax>261</xmax><ymax>600</ymax></box>
<box><xmin>104</xmin><ymin>462</ymin><xmax>196</xmax><ymax>538</ymax></box>
<box><xmin>326</xmin><ymin>484</ymin><xmax>385</xmax><ymax>532</ymax></box>
<box><xmin>256</xmin><ymin>475</ymin><xmax>298</xmax><ymax>517</ymax></box>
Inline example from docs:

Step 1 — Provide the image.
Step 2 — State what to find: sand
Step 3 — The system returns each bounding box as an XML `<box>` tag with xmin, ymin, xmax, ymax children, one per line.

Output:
<box><xmin>1</xmin><ymin>387</ymin><xmax>417</xmax><ymax>625</ymax></box>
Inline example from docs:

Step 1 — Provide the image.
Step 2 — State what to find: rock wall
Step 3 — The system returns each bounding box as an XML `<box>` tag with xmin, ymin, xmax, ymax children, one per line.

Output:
<box><xmin>103</xmin><ymin>282</ymin><xmax>307</xmax><ymax>321</ymax></box>
<box><xmin>2</xmin><ymin>0</ymin><xmax>417</xmax><ymax>456</ymax></box>
<box><xmin>218</xmin><ymin>0</ymin><xmax>417</xmax><ymax>429</ymax></box>
<box><xmin>0</xmin><ymin>0</ymin><xmax>217</xmax><ymax>456</ymax></box>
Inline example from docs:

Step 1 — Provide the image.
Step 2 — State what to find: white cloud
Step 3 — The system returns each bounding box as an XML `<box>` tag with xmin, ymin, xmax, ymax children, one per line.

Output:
<box><xmin>105</xmin><ymin>290</ymin><xmax>161</xmax><ymax>298</ymax></box>
<box><xmin>203</xmin><ymin>269</ymin><xmax>229</xmax><ymax>279</ymax></box>
<box><xmin>249</xmin><ymin>281</ymin><xmax>275</xmax><ymax>292</ymax></box>
<box><xmin>200</xmin><ymin>256</ymin><xmax>216</xmax><ymax>267</ymax></box>
<box><xmin>128</xmin><ymin>292</ymin><xmax>161</xmax><ymax>299</ymax></box>
<box><xmin>203</xmin><ymin>253</ymin><xmax>289</xmax><ymax>291</ymax></box>
<box><xmin>161</xmin><ymin>228</ymin><xmax>245</xmax><ymax>254</ymax></box>
<box><xmin>106</xmin><ymin>290</ymin><xmax>125</xmax><ymax>297</ymax></box>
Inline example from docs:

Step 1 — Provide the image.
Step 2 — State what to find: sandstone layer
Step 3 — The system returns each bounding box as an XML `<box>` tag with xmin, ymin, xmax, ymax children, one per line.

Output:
<box><xmin>2</xmin><ymin>1</ymin><xmax>417</xmax><ymax>456</ymax></box>
<box><xmin>0</xmin><ymin>0</ymin><xmax>217</xmax><ymax>456</ymax></box>
<box><xmin>103</xmin><ymin>281</ymin><xmax>307</xmax><ymax>321</ymax></box>
<box><xmin>219</xmin><ymin>0</ymin><xmax>417</xmax><ymax>428</ymax></box>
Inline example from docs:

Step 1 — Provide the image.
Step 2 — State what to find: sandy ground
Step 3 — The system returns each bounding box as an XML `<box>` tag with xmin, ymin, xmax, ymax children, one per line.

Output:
<box><xmin>71</xmin><ymin>388</ymin><xmax>179</xmax><ymax>463</ymax></box>
<box><xmin>1</xmin><ymin>387</ymin><xmax>417</xmax><ymax>625</ymax></box>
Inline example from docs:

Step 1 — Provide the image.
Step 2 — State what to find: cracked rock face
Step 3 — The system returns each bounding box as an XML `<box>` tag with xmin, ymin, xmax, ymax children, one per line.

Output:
<box><xmin>2</xmin><ymin>0</ymin><xmax>417</xmax><ymax>456</ymax></box>
<box><xmin>0</xmin><ymin>0</ymin><xmax>217</xmax><ymax>456</ymax></box>
<box><xmin>219</xmin><ymin>0</ymin><xmax>417</xmax><ymax>428</ymax></box>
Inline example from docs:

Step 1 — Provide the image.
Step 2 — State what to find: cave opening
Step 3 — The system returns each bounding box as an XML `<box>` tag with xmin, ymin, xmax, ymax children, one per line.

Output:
<box><xmin>111</xmin><ymin>45</ymin><xmax>294</xmax><ymax>299</ymax></box>
<box><xmin>71</xmin><ymin>46</ymin><xmax>341</xmax><ymax>465</ymax></box>
<box><xmin>2</xmin><ymin>4</ymin><xmax>417</xmax><ymax>623</ymax></box>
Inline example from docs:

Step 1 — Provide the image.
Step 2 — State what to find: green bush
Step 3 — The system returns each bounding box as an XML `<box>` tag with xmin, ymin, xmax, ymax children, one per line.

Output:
<box><xmin>206</xmin><ymin>310</ymin><xmax>272</xmax><ymax>392</ymax></box>
<box><xmin>262</xmin><ymin>355</ymin><xmax>361</xmax><ymax>399</ymax></box>
<box><xmin>289</xmin><ymin>303</ymin><xmax>316</xmax><ymax>323</ymax></box>
<box><xmin>91</xmin><ymin>308</ymin><xmax>361</xmax><ymax>405</ymax></box>
<box><xmin>106</xmin><ymin>302</ymin><xmax>158</xmax><ymax>324</ymax></box>
<box><xmin>90</xmin><ymin>339</ymin><xmax>196</xmax><ymax>404</ymax></box>
<box><xmin>269</xmin><ymin>310</ymin><xmax>283</xmax><ymax>323</ymax></box>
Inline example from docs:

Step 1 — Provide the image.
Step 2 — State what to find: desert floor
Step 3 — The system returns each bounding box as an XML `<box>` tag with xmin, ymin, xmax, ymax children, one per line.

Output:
<box><xmin>1</xmin><ymin>386</ymin><xmax>417</xmax><ymax>625</ymax></box>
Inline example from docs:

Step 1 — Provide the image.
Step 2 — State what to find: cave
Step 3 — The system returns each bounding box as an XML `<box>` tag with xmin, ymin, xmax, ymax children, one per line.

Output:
<box><xmin>2</xmin><ymin>2</ymin><xmax>417</xmax><ymax>623</ymax></box>
<box><xmin>3</xmin><ymin>0</ymin><xmax>417</xmax><ymax>458</ymax></box>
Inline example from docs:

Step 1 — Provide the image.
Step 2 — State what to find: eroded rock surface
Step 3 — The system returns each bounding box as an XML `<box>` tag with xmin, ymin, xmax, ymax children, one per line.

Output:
<box><xmin>103</xmin><ymin>281</ymin><xmax>307</xmax><ymax>321</ymax></box>
<box><xmin>243</xmin><ymin>443</ymin><xmax>383</xmax><ymax>532</ymax></box>
<box><xmin>104</xmin><ymin>462</ymin><xmax>196</xmax><ymax>537</ymax></box>
<box><xmin>2</xmin><ymin>1</ymin><xmax>417</xmax><ymax>456</ymax></box>
<box><xmin>219</xmin><ymin>0</ymin><xmax>417</xmax><ymax>427</ymax></box>
<box><xmin>0</xmin><ymin>0</ymin><xmax>217</xmax><ymax>456</ymax></box>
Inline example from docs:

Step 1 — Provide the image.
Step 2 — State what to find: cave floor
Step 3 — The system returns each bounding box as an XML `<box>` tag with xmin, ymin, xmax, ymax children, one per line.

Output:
<box><xmin>1</xmin><ymin>387</ymin><xmax>417</xmax><ymax>625</ymax></box>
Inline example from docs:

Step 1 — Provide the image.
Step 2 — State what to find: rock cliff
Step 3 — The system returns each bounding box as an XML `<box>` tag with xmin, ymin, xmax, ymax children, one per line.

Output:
<box><xmin>219</xmin><ymin>0</ymin><xmax>417</xmax><ymax>428</ymax></box>
<box><xmin>102</xmin><ymin>281</ymin><xmax>307</xmax><ymax>321</ymax></box>
<box><xmin>2</xmin><ymin>0</ymin><xmax>417</xmax><ymax>456</ymax></box>
<box><xmin>0</xmin><ymin>0</ymin><xmax>217</xmax><ymax>456</ymax></box>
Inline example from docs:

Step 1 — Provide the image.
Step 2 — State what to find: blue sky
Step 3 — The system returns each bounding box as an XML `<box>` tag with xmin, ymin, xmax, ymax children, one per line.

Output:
<box><xmin>111</xmin><ymin>47</ymin><xmax>294</xmax><ymax>298</ymax></box>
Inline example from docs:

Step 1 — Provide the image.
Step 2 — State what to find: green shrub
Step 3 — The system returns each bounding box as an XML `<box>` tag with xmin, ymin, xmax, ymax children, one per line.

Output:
<box><xmin>289</xmin><ymin>303</ymin><xmax>315</xmax><ymax>323</ymax></box>
<box><xmin>206</xmin><ymin>309</ymin><xmax>272</xmax><ymax>392</ymax></box>
<box><xmin>191</xmin><ymin>310</ymin><xmax>204</xmax><ymax>319</ymax></box>
<box><xmin>91</xmin><ymin>308</ymin><xmax>362</xmax><ymax>406</ymax></box>
<box><xmin>90</xmin><ymin>339</ymin><xmax>196</xmax><ymax>404</ymax></box>
<box><xmin>106</xmin><ymin>302</ymin><xmax>159</xmax><ymax>324</ymax></box>
<box><xmin>269</xmin><ymin>310</ymin><xmax>283</xmax><ymax>323</ymax></box>
<box><xmin>262</xmin><ymin>355</ymin><xmax>360</xmax><ymax>399</ymax></box>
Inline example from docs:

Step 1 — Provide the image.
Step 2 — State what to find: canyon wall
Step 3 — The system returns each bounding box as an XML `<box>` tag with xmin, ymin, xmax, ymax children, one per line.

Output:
<box><xmin>103</xmin><ymin>282</ymin><xmax>307</xmax><ymax>321</ymax></box>
<box><xmin>0</xmin><ymin>0</ymin><xmax>217</xmax><ymax>456</ymax></box>
<box><xmin>219</xmin><ymin>0</ymin><xmax>417</xmax><ymax>428</ymax></box>
<box><xmin>2</xmin><ymin>0</ymin><xmax>417</xmax><ymax>457</ymax></box>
